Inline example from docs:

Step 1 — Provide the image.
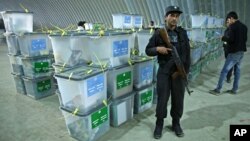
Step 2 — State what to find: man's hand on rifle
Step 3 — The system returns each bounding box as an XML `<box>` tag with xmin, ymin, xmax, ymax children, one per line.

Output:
<box><xmin>156</xmin><ymin>46</ymin><xmax>172</xmax><ymax>55</ymax></box>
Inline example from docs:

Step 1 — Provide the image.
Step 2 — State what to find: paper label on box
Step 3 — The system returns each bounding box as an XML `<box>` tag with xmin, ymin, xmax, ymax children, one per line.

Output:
<box><xmin>37</xmin><ymin>79</ymin><xmax>51</xmax><ymax>92</ymax></box>
<box><xmin>91</xmin><ymin>106</ymin><xmax>108</xmax><ymax>129</ymax></box>
<box><xmin>140</xmin><ymin>89</ymin><xmax>153</xmax><ymax>106</ymax></box>
<box><xmin>140</xmin><ymin>65</ymin><xmax>153</xmax><ymax>82</ymax></box>
<box><xmin>124</xmin><ymin>16</ymin><xmax>131</xmax><ymax>24</ymax></box>
<box><xmin>113</xmin><ymin>40</ymin><xmax>128</xmax><ymax>57</ymax></box>
<box><xmin>31</xmin><ymin>39</ymin><xmax>46</xmax><ymax>51</ymax></box>
<box><xmin>116</xmin><ymin>71</ymin><xmax>131</xmax><ymax>90</ymax></box>
<box><xmin>34</xmin><ymin>62</ymin><xmax>49</xmax><ymax>73</ymax></box>
<box><xmin>87</xmin><ymin>74</ymin><xmax>105</xmax><ymax>97</ymax></box>
<box><xmin>134</xmin><ymin>16</ymin><xmax>142</xmax><ymax>25</ymax></box>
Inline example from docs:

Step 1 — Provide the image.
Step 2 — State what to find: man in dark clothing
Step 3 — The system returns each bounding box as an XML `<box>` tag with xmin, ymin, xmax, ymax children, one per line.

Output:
<box><xmin>210</xmin><ymin>11</ymin><xmax>248</xmax><ymax>95</ymax></box>
<box><xmin>223</xmin><ymin>20</ymin><xmax>236</xmax><ymax>83</ymax></box>
<box><xmin>145</xmin><ymin>6</ymin><xmax>190</xmax><ymax>139</ymax></box>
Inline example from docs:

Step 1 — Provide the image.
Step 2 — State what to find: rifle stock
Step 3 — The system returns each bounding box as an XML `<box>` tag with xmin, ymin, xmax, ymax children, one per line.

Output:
<box><xmin>159</xmin><ymin>28</ymin><xmax>193</xmax><ymax>95</ymax></box>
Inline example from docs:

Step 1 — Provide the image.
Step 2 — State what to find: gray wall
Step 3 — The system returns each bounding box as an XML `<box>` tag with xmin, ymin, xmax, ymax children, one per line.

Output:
<box><xmin>0</xmin><ymin>0</ymin><xmax>249</xmax><ymax>45</ymax></box>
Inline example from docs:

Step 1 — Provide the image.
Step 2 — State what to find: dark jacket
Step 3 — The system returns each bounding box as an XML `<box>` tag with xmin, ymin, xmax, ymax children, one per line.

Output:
<box><xmin>223</xmin><ymin>28</ymin><xmax>229</xmax><ymax>47</ymax></box>
<box><xmin>145</xmin><ymin>27</ymin><xmax>190</xmax><ymax>74</ymax></box>
<box><xmin>222</xmin><ymin>20</ymin><xmax>248</xmax><ymax>53</ymax></box>
<box><xmin>223</xmin><ymin>28</ymin><xmax>230</xmax><ymax>54</ymax></box>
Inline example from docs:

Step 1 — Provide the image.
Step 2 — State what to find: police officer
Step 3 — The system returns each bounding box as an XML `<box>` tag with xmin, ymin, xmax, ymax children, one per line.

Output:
<box><xmin>145</xmin><ymin>6</ymin><xmax>190</xmax><ymax>139</ymax></box>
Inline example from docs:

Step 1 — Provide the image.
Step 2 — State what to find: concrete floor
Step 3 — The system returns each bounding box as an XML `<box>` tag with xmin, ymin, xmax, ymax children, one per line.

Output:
<box><xmin>0</xmin><ymin>42</ymin><xmax>250</xmax><ymax>141</ymax></box>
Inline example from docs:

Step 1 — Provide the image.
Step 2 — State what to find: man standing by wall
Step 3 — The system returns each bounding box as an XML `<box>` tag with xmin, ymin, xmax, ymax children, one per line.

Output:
<box><xmin>209</xmin><ymin>11</ymin><xmax>248</xmax><ymax>95</ymax></box>
<box><xmin>145</xmin><ymin>6</ymin><xmax>190</xmax><ymax>139</ymax></box>
<box><xmin>223</xmin><ymin>19</ymin><xmax>236</xmax><ymax>83</ymax></box>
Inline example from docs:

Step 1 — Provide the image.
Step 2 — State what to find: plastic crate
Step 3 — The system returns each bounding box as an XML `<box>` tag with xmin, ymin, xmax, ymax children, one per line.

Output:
<box><xmin>189</xmin><ymin>29</ymin><xmax>207</xmax><ymax>42</ymax></box>
<box><xmin>54</xmin><ymin>66</ymin><xmax>107</xmax><ymax>114</ymax></box>
<box><xmin>132</xmin><ymin>15</ymin><xmax>143</xmax><ymax>28</ymax></box>
<box><xmin>86</xmin><ymin>32</ymin><xmax>133</xmax><ymax>68</ymax></box>
<box><xmin>60</xmin><ymin>104</ymin><xmax>110</xmax><ymax>141</ymax></box>
<box><xmin>5</xmin><ymin>33</ymin><xmax>20</xmax><ymax>55</ymax></box>
<box><xmin>214</xmin><ymin>18</ymin><xmax>224</xmax><ymax>28</ymax></box>
<box><xmin>190</xmin><ymin>15</ymin><xmax>208</xmax><ymax>28</ymax></box>
<box><xmin>134</xmin><ymin>84</ymin><xmax>154</xmax><ymax>114</ymax></box>
<box><xmin>107</xmin><ymin>64</ymin><xmax>133</xmax><ymax>100</ymax></box>
<box><xmin>207</xmin><ymin>16</ymin><xmax>215</xmax><ymax>28</ymax></box>
<box><xmin>8</xmin><ymin>54</ymin><xmax>23</xmax><ymax>75</ymax></box>
<box><xmin>49</xmin><ymin>32</ymin><xmax>90</xmax><ymax>67</ymax></box>
<box><xmin>23</xmin><ymin>76</ymin><xmax>55</xmax><ymax>99</ymax></box>
<box><xmin>112</xmin><ymin>14</ymin><xmax>133</xmax><ymax>29</ymax></box>
<box><xmin>136</xmin><ymin>30</ymin><xmax>153</xmax><ymax>56</ymax></box>
<box><xmin>110</xmin><ymin>91</ymin><xmax>135</xmax><ymax>127</ymax></box>
<box><xmin>18</xmin><ymin>32</ymin><xmax>52</xmax><ymax>57</ymax></box>
<box><xmin>52</xmin><ymin>63</ymin><xmax>74</xmax><ymax>74</ymax></box>
<box><xmin>190</xmin><ymin>46</ymin><xmax>202</xmax><ymax>65</ymax></box>
<box><xmin>133</xmin><ymin>58</ymin><xmax>154</xmax><ymax>89</ymax></box>
<box><xmin>201</xmin><ymin>43</ymin><xmax>210</xmax><ymax>57</ymax></box>
<box><xmin>214</xmin><ymin>28</ymin><xmax>223</xmax><ymax>38</ymax></box>
<box><xmin>21</xmin><ymin>55</ymin><xmax>53</xmax><ymax>78</ymax></box>
<box><xmin>112</xmin><ymin>14</ymin><xmax>143</xmax><ymax>29</ymax></box>
<box><xmin>0</xmin><ymin>11</ymin><xmax>33</xmax><ymax>33</ymax></box>
<box><xmin>11</xmin><ymin>73</ymin><xmax>26</xmax><ymax>94</ymax></box>
<box><xmin>188</xmin><ymin>61</ymin><xmax>201</xmax><ymax>81</ymax></box>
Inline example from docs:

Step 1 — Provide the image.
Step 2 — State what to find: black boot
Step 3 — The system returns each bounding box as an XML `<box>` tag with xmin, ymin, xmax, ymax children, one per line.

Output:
<box><xmin>172</xmin><ymin>120</ymin><xmax>184</xmax><ymax>137</ymax></box>
<box><xmin>153</xmin><ymin>118</ymin><xmax>163</xmax><ymax>139</ymax></box>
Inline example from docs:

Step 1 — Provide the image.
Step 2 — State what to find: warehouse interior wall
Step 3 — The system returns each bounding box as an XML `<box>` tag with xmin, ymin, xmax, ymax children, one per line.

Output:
<box><xmin>0</xmin><ymin>0</ymin><xmax>249</xmax><ymax>45</ymax></box>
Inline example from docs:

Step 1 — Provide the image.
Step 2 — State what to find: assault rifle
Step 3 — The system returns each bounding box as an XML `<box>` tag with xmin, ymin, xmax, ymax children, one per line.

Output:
<box><xmin>159</xmin><ymin>28</ymin><xmax>193</xmax><ymax>95</ymax></box>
